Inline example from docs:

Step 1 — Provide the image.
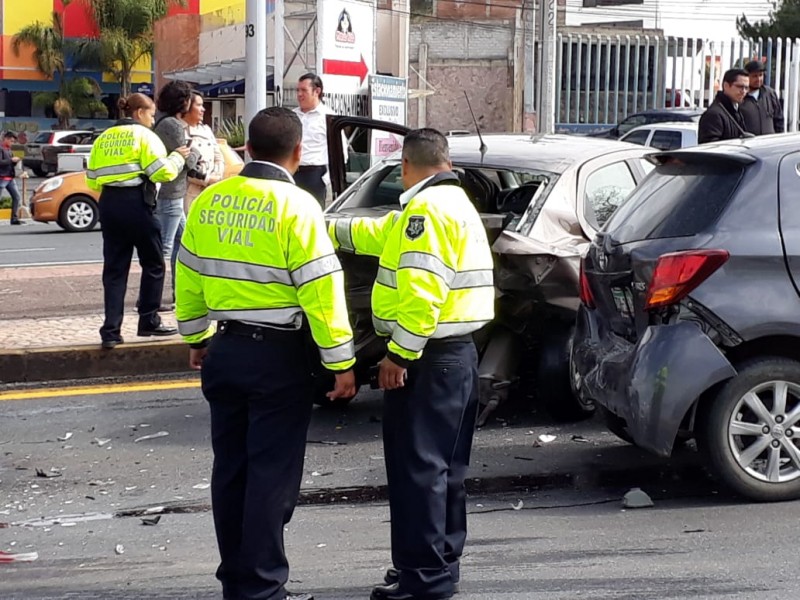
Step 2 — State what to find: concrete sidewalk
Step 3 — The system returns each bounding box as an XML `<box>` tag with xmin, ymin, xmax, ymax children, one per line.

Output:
<box><xmin>0</xmin><ymin>263</ymin><xmax>189</xmax><ymax>384</ymax></box>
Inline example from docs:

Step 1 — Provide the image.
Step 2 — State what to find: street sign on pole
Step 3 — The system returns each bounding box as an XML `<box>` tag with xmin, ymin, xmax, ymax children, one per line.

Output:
<box><xmin>539</xmin><ymin>0</ymin><xmax>557</xmax><ymax>134</ymax></box>
<box><xmin>245</xmin><ymin>0</ymin><xmax>268</xmax><ymax>139</ymax></box>
<box><xmin>317</xmin><ymin>0</ymin><xmax>375</xmax><ymax>98</ymax></box>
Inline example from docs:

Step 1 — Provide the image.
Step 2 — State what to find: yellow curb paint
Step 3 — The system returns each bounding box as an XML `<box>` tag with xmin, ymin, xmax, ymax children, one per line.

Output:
<box><xmin>0</xmin><ymin>208</ymin><xmax>10</xmax><ymax>219</ymax></box>
<box><xmin>0</xmin><ymin>378</ymin><xmax>201</xmax><ymax>402</ymax></box>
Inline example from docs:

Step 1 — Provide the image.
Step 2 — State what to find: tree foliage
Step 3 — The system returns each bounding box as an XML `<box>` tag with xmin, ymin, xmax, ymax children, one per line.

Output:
<box><xmin>11</xmin><ymin>0</ymin><xmax>106</xmax><ymax>128</ymax></box>
<box><xmin>737</xmin><ymin>0</ymin><xmax>800</xmax><ymax>40</ymax></box>
<box><xmin>76</xmin><ymin>0</ymin><xmax>184</xmax><ymax>98</ymax></box>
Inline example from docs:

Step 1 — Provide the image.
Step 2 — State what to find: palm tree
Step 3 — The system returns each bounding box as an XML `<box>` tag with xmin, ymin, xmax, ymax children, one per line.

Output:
<box><xmin>77</xmin><ymin>0</ymin><xmax>184</xmax><ymax>98</ymax></box>
<box><xmin>11</xmin><ymin>1</ymin><xmax>106</xmax><ymax>128</ymax></box>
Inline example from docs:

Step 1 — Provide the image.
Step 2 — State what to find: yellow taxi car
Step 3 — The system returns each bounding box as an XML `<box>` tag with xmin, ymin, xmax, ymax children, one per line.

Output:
<box><xmin>30</xmin><ymin>140</ymin><xmax>244</xmax><ymax>232</ymax></box>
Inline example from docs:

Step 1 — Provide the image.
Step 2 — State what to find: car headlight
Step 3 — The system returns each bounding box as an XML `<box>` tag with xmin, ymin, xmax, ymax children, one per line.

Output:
<box><xmin>38</xmin><ymin>177</ymin><xmax>63</xmax><ymax>194</ymax></box>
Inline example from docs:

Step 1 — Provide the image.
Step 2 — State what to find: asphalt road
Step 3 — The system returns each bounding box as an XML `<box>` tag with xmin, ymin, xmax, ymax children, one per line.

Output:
<box><xmin>4</xmin><ymin>379</ymin><xmax>797</xmax><ymax>598</ymax></box>
<box><xmin>0</xmin><ymin>221</ymin><xmax>103</xmax><ymax>268</ymax></box>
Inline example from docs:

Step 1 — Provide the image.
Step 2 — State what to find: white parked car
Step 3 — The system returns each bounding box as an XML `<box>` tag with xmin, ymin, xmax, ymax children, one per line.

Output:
<box><xmin>619</xmin><ymin>122</ymin><xmax>698</xmax><ymax>150</ymax></box>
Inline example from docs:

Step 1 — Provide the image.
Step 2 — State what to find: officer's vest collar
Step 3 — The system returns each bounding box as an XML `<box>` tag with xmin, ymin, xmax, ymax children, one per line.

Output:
<box><xmin>240</xmin><ymin>161</ymin><xmax>294</xmax><ymax>184</ymax></box>
<box><xmin>418</xmin><ymin>171</ymin><xmax>460</xmax><ymax>193</ymax></box>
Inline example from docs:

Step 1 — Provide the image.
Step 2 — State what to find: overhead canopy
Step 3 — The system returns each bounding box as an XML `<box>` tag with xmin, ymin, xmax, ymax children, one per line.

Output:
<box><xmin>194</xmin><ymin>76</ymin><xmax>275</xmax><ymax>98</ymax></box>
<box><xmin>163</xmin><ymin>58</ymin><xmax>274</xmax><ymax>85</ymax></box>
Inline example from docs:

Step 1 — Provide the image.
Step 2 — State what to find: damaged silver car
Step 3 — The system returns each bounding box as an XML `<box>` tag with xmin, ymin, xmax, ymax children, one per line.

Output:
<box><xmin>323</xmin><ymin>116</ymin><xmax>655</xmax><ymax>423</ymax></box>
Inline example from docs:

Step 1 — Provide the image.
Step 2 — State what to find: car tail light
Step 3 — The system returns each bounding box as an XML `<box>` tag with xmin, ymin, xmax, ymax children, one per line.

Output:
<box><xmin>579</xmin><ymin>259</ymin><xmax>595</xmax><ymax>309</ymax></box>
<box><xmin>645</xmin><ymin>249</ymin><xmax>729</xmax><ymax>310</ymax></box>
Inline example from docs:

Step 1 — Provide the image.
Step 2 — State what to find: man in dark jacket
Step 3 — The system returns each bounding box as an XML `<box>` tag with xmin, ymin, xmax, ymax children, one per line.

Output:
<box><xmin>0</xmin><ymin>131</ymin><xmax>23</xmax><ymax>225</ymax></box>
<box><xmin>698</xmin><ymin>69</ymin><xmax>752</xmax><ymax>144</ymax></box>
<box><xmin>740</xmin><ymin>59</ymin><xmax>784</xmax><ymax>135</ymax></box>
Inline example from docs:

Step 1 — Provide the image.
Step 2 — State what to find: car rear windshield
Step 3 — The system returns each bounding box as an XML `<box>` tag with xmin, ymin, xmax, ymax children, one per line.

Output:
<box><xmin>605</xmin><ymin>158</ymin><xmax>744</xmax><ymax>244</ymax></box>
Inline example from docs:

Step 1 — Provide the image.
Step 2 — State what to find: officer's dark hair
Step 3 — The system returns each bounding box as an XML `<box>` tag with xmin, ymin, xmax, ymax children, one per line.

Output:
<box><xmin>248</xmin><ymin>107</ymin><xmax>302</xmax><ymax>162</ymax></box>
<box><xmin>723</xmin><ymin>68</ymin><xmax>749</xmax><ymax>86</ymax></box>
<box><xmin>402</xmin><ymin>128</ymin><xmax>450</xmax><ymax>168</ymax></box>
<box><xmin>156</xmin><ymin>80</ymin><xmax>194</xmax><ymax>117</ymax></box>
<box><xmin>299</xmin><ymin>73</ymin><xmax>324</xmax><ymax>100</ymax></box>
<box><xmin>118</xmin><ymin>93</ymin><xmax>154</xmax><ymax>117</ymax></box>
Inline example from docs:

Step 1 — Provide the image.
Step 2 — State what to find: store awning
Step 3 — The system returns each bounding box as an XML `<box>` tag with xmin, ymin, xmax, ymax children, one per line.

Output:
<box><xmin>194</xmin><ymin>76</ymin><xmax>274</xmax><ymax>98</ymax></box>
<box><xmin>163</xmin><ymin>58</ymin><xmax>274</xmax><ymax>85</ymax></box>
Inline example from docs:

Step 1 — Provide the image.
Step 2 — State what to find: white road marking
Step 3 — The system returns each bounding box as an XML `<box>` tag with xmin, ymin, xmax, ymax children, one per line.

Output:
<box><xmin>0</xmin><ymin>247</ymin><xmax>56</xmax><ymax>254</ymax></box>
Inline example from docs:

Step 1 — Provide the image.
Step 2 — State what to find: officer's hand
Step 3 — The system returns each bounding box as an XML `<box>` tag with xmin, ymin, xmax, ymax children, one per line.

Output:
<box><xmin>11</xmin><ymin>156</ymin><xmax>19</xmax><ymax>163</ymax></box>
<box><xmin>175</xmin><ymin>145</ymin><xmax>191</xmax><ymax>158</ymax></box>
<box><xmin>378</xmin><ymin>356</ymin><xmax>407</xmax><ymax>390</ymax></box>
<box><xmin>327</xmin><ymin>370</ymin><xmax>357</xmax><ymax>400</ymax></box>
<box><xmin>189</xmin><ymin>347</ymin><xmax>208</xmax><ymax>370</ymax></box>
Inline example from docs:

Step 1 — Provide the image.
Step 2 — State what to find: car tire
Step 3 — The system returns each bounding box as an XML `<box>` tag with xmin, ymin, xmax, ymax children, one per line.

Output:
<box><xmin>698</xmin><ymin>356</ymin><xmax>800</xmax><ymax>502</ymax></box>
<box><xmin>58</xmin><ymin>195</ymin><xmax>99</xmax><ymax>232</ymax></box>
<box><xmin>538</xmin><ymin>327</ymin><xmax>596</xmax><ymax>422</ymax></box>
<box><xmin>33</xmin><ymin>165</ymin><xmax>49</xmax><ymax>177</ymax></box>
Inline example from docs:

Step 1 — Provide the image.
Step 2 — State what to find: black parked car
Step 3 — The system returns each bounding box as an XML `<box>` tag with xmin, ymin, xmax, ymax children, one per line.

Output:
<box><xmin>589</xmin><ymin>108</ymin><xmax>703</xmax><ymax>139</ymax></box>
<box><xmin>571</xmin><ymin>134</ymin><xmax>800</xmax><ymax>502</ymax></box>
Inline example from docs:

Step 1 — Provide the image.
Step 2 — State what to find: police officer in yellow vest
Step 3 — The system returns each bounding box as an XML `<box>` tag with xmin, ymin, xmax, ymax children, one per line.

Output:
<box><xmin>87</xmin><ymin>93</ymin><xmax>189</xmax><ymax>349</ymax></box>
<box><xmin>175</xmin><ymin>107</ymin><xmax>356</xmax><ymax>600</ymax></box>
<box><xmin>329</xmin><ymin>128</ymin><xmax>495</xmax><ymax>600</ymax></box>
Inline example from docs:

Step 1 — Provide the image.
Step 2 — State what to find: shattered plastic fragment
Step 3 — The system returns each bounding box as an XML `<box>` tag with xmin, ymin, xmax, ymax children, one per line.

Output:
<box><xmin>141</xmin><ymin>516</ymin><xmax>161</xmax><ymax>526</ymax></box>
<box><xmin>511</xmin><ymin>500</ymin><xmax>524</xmax><ymax>511</ymax></box>
<box><xmin>0</xmin><ymin>550</ymin><xmax>38</xmax><ymax>563</ymax></box>
<box><xmin>193</xmin><ymin>483</ymin><xmax>211</xmax><ymax>490</ymax></box>
<box><xmin>93</xmin><ymin>438</ymin><xmax>111</xmax><ymax>447</ymax></box>
<box><xmin>115</xmin><ymin>544</ymin><xmax>124</xmax><ymax>555</ymax></box>
<box><xmin>316</xmin><ymin>543</ymin><xmax>327</xmax><ymax>548</ymax></box>
<box><xmin>144</xmin><ymin>507</ymin><xmax>165</xmax><ymax>515</ymax></box>
<box><xmin>623</xmin><ymin>488</ymin><xmax>654</xmax><ymax>508</ymax></box>
<box><xmin>134</xmin><ymin>431</ymin><xmax>169</xmax><ymax>443</ymax></box>
<box><xmin>35</xmin><ymin>469</ymin><xmax>62</xmax><ymax>478</ymax></box>
<box><xmin>571</xmin><ymin>435</ymin><xmax>590</xmax><ymax>443</ymax></box>
<box><xmin>57</xmin><ymin>433</ymin><xmax>73</xmax><ymax>442</ymax></box>
<box><xmin>538</xmin><ymin>434</ymin><xmax>556</xmax><ymax>443</ymax></box>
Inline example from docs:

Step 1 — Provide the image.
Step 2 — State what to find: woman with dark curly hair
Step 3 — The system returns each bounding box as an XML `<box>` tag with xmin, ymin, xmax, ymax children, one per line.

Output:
<box><xmin>154</xmin><ymin>80</ymin><xmax>199</xmax><ymax>310</ymax></box>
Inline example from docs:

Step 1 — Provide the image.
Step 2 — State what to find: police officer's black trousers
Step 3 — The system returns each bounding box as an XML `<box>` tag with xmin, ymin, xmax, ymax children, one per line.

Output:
<box><xmin>98</xmin><ymin>187</ymin><xmax>165</xmax><ymax>342</ymax></box>
<box><xmin>383</xmin><ymin>341</ymin><xmax>480</xmax><ymax>598</ymax></box>
<box><xmin>201</xmin><ymin>325</ymin><xmax>313</xmax><ymax>600</ymax></box>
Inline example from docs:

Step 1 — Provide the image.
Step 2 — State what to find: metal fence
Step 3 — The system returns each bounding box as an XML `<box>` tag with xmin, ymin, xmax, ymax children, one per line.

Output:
<box><xmin>554</xmin><ymin>34</ymin><xmax>800</xmax><ymax>133</ymax></box>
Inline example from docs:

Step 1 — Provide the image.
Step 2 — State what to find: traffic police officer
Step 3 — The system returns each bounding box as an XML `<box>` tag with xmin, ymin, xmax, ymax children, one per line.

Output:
<box><xmin>328</xmin><ymin>128</ymin><xmax>495</xmax><ymax>600</ymax></box>
<box><xmin>175</xmin><ymin>106</ymin><xmax>356</xmax><ymax>600</ymax></box>
<box><xmin>87</xmin><ymin>93</ymin><xmax>189</xmax><ymax>349</ymax></box>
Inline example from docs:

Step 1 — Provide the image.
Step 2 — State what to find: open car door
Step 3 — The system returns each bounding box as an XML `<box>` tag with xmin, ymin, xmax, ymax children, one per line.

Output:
<box><xmin>327</xmin><ymin>115</ymin><xmax>410</xmax><ymax>199</ymax></box>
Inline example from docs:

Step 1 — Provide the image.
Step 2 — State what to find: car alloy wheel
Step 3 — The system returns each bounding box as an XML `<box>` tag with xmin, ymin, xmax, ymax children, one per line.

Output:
<box><xmin>59</xmin><ymin>195</ymin><xmax>98</xmax><ymax>232</ymax></box>
<box><xmin>727</xmin><ymin>380</ymin><xmax>800</xmax><ymax>484</ymax></box>
<box><xmin>700</xmin><ymin>357</ymin><xmax>800</xmax><ymax>501</ymax></box>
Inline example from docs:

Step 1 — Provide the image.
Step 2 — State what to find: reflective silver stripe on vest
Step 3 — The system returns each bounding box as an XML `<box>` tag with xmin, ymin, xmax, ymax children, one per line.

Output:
<box><xmin>373</xmin><ymin>315</ymin><xmax>488</xmax><ymax>340</ymax></box>
<box><xmin>391</xmin><ymin>325</ymin><xmax>429</xmax><ymax>352</ymax></box>
<box><xmin>144</xmin><ymin>157</ymin><xmax>169</xmax><ymax>177</ymax></box>
<box><xmin>319</xmin><ymin>339</ymin><xmax>356</xmax><ymax>365</ymax></box>
<box><xmin>376</xmin><ymin>266</ymin><xmax>397</xmax><ymax>289</ymax></box>
<box><xmin>178</xmin><ymin>314</ymin><xmax>210</xmax><ymax>336</ymax></box>
<box><xmin>178</xmin><ymin>247</ymin><xmax>293</xmax><ymax>285</ymax></box>
<box><xmin>208</xmin><ymin>307</ymin><xmax>303</xmax><ymax>328</ymax></box>
<box><xmin>105</xmin><ymin>177</ymin><xmax>145</xmax><ymax>187</ymax></box>
<box><xmin>451</xmin><ymin>269</ymin><xmax>493</xmax><ymax>289</ymax></box>
<box><xmin>291</xmin><ymin>254</ymin><xmax>341</xmax><ymax>287</ymax></box>
<box><xmin>335</xmin><ymin>218</ymin><xmax>354</xmax><ymax>252</ymax></box>
<box><xmin>398</xmin><ymin>252</ymin><xmax>456</xmax><ymax>286</ymax></box>
<box><xmin>87</xmin><ymin>163</ymin><xmax>141</xmax><ymax>179</ymax></box>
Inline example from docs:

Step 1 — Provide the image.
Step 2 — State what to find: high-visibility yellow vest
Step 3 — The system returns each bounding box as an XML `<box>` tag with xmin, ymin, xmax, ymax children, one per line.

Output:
<box><xmin>329</xmin><ymin>175</ymin><xmax>495</xmax><ymax>363</ymax></box>
<box><xmin>175</xmin><ymin>162</ymin><xmax>355</xmax><ymax>372</ymax></box>
<box><xmin>86</xmin><ymin>121</ymin><xmax>185</xmax><ymax>190</ymax></box>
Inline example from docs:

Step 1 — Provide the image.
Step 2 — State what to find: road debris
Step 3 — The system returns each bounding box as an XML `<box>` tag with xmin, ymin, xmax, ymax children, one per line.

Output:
<box><xmin>622</xmin><ymin>487</ymin><xmax>654</xmax><ymax>508</ymax></box>
<box><xmin>57</xmin><ymin>433</ymin><xmax>73</xmax><ymax>442</ymax></box>
<box><xmin>144</xmin><ymin>506</ymin><xmax>165</xmax><ymax>515</ymax></box>
<box><xmin>571</xmin><ymin>435</ymin><xmax>590</xmax><ymax>443</ymax></box>
<box><xmin>511</xmin><ymin>500</ymin><xmax>524</xmax><ymax>511</ymax></box>
<box><xmin>141</xmin><ymin>516</ymin><xmax>161</xmax><ymax>526</ymax></box>
<box><xmin>538</xmin><ymin>434</ymin><xmax>557</xmax><ymax>444</ymax></box>
<box><xmin>92</xmin><ymin>438</ymin><xmax>111</xmax><ymax>447</ymax></box>
<box><xmin>35</xmin><ymin>468</ymin><xmax>62</xmax><ymax>478</ymax></box>
<box><xmin>193</xmin><ymin>483</ymin><xmax>210</xmax><ymax>490</ymax></box>
<box><xmin>115</xmin><ymin>544</ymin><xmax>125</xmax><ymax>555</ymax></box>
<box><xmin>134</xmin><ymin>431</ymin><xmax>169</xmax><ymax>443</ymax></box>
<box><xmin>0</xmin><ymin>550</ymin><xmax>38</xmax><ymax>563</ymax></box>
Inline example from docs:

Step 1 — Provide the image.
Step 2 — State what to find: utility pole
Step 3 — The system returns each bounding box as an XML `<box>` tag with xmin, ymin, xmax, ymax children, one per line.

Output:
<box><xmin>245</xmin><ymin>0</ymin><xmax>268</xmax><ymax>132</ymax></box>
<box><xmin>538</xmin><ymin>0</ymin><xmax>557</xmax><ymax>134</ymax></box>
<box><xmin>273</xmin><ymin>0</ymin><xmax>284</xmax><ymax>106</ymax></box>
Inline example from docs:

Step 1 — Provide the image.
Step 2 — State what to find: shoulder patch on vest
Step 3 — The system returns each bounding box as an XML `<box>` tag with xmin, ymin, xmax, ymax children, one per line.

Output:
<box><xmin>405</xmin><ymin>215</ymin><xmax>425</xmax><ymax>240</ymax></box>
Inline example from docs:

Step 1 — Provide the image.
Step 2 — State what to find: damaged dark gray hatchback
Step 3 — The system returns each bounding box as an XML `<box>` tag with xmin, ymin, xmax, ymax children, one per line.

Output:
<box><xmin>572</xmin><ymin>135</ymin><xmax>800</xmax><ymax>502</ymax></box>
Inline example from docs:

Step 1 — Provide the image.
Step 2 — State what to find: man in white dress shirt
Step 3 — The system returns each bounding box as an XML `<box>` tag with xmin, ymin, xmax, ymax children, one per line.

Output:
<box><xmin>293</xmin><ymin>73</ymin><xmax>334</xmax><ymax>207</ymax></box>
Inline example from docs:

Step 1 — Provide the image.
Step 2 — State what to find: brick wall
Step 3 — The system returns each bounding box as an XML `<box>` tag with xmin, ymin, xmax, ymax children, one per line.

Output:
<box><xmin>408</xmin><ymin>18</ymin><xmax>518</xmax><ymax>132</ymax></box>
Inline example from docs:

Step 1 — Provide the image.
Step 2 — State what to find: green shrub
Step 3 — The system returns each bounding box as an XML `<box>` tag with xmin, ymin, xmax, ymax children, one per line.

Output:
<box><xmin>215</xmin><ymin>118</ymin><xmax>245</xmax><ymax>149</ymax></box>
<box><xmin>0</xmin><ymin>197</ymin><xmax>11</xmax><ymax>209</ymax></box>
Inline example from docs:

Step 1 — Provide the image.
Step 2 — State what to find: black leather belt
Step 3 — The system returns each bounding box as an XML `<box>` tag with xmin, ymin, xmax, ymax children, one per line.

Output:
<box><xmin>428</xmin><ymin>334</ymin><xmax>473</xmax><ymax>345</ymax></box>
<box><xmin>218</xmin><ymin>320</ymin><xmax>302</xmax><ymax>341</ymax></box>
<box><xmin>297</xmin><ymin>165</ymin><xmax>326</xmax><ymax>172</ymax></box>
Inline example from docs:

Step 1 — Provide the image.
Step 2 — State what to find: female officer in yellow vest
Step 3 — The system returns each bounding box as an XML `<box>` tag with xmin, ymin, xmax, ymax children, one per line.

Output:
<box><xmin>87</xmin><ymin>93</ymin><xmax>190</xmax><ymax>349</ymax></box>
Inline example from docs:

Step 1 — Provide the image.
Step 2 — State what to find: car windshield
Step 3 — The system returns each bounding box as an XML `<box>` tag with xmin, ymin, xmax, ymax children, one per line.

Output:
<box><xmin>34</xmin><ymin>132</ymin><xmax>52</xmax><ymax>143</ymax></box>
<box><xmin>605</xmin><ymin>158</ymin><xmax>744</xmax><ymax>244</ymax></box>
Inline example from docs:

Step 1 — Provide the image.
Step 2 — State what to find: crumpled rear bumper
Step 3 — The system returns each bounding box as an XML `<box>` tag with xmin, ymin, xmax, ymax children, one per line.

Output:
<box><xmin>571</xmin><ymin>306</ymin><xmax>737</xmax><ymax>456</ymax></box>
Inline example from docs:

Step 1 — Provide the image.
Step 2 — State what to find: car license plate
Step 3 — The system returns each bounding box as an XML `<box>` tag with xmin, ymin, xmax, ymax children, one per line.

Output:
<box><xmin>612</xmin><ymin>287</ymin><xmax>634</xmax><ymax>318</ymax></box>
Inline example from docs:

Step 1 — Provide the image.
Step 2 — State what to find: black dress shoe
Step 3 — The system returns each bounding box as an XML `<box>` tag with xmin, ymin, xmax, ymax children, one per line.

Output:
<box><xmin>284</xmin><ymin>593</ymin><xmax>314</xmax><ymax>600</ymax></box>
<box><xmin>101</xmin><ymin>338</ymin><xmax>123</xmax><ymax>350</ymax></box>
<box><xmin>384</xmin><ymin>569</ymin><xmax>460</xmax><ymax>594</ymax></box>
<box><xmin>10</xmin><ymin>219</ymin><xmax>22</xmax><ymax>225</ymax></box>
<box><xmin>137</xmin><ymin>324</ymin><xmax>178</xmax><ymax>337</ymax></box>
<box><xmin>370</xmin><ymin>583</ymin><xmax>452</xmax><ymax>600</ymax></box>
